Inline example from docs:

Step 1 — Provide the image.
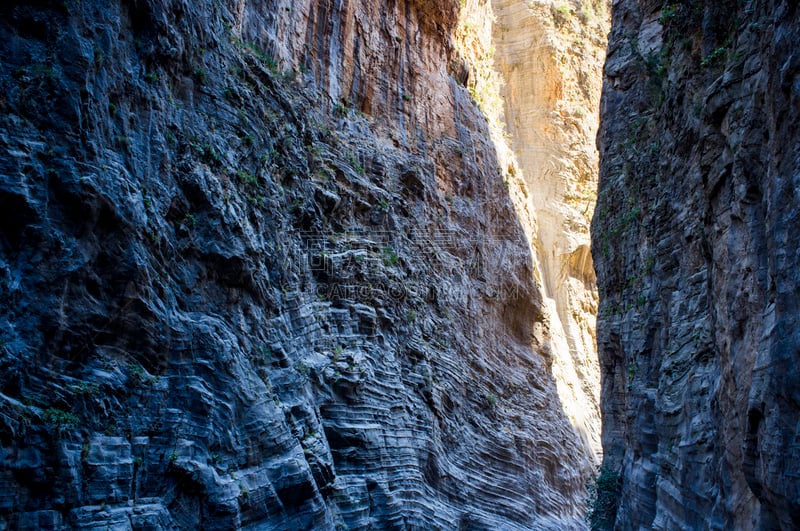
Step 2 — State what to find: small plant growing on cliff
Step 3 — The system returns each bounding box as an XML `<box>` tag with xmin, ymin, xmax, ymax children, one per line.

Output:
<box><xmin>282</xmin><ymin>68</ymin><xmax>297</xmax><ymax>82</ymax></box>
<box><xmin>129</xmin><ymin>362</ymin><xmax>160</xmax><ymax>385</ymax></box>
<box><xmin>193</xmin><ymin>66</ymin><xmax>207</xmax><ymax>84</ymax></box>
<box><xmin>626</xmin><ymin>364</ymin><xmax>638</xmax><ymax>390</ymax></box>
<box><xmin>333</xmin><ymin>102</ymin><xmax>348</xmax><ymax>118</ymax></box>
<box><xmin>295</xmin><ymin>361</ymin><xmax>311</xmax><ymax>377</ymax></box>
<box><xmin>578</xmin><ymin>2</ymin><xmax>594</xmax><ymax>23</ymax></box>
<box><xmin>43</xmin><ymin>408</ymin><xmax>79</xmax><ymax>431</ymax></box>
<box><xmin>382</xmin><ymin>246</ymin><xmax>399</xmax><ymax>267</ymax></box>
<box><xmin>701</xmin><ymin>46</ymin><xmax>728</xmax><ymax>68</ymax></box>
<box><xmin>551</xmin><ymin>2</ymin><xmax>572</xmax><ymax>27</ymax></box>
<box><xmin>586</xmin><ymin>466</ymin><xmax>621</xmax><ymax>530</ymax></box>
<box><xmin>347</xmin><ymin>151</ymin><xmax>364</xmax><ymax>175</ymax></box>
<box><xmin>659</xmin><ymin>3</ymin><xmax>680</xmax><ymax>25</ymax></box>
<box><xmin>236</xmin><ymin>170</ymin><xmax>258</xmax><ymax>187</ymax></box>
<box><xmin>243</xmin><ymin>41</ymin><xmax>278</xmax><ymax>73</ymax></box>
<box><xmin>67</xmin><ymin>381</ymin><xmax>99</xmax><ymax>395</ymax></box>
<box><xmin>260</xmin><ymin>346</ymin><xmax>273</xmax><ymax>365</ymax></box>
<box><xmin>485</xmin><ymin>393</ymin><xmax>498</xmax><ymax>408</ymax></box>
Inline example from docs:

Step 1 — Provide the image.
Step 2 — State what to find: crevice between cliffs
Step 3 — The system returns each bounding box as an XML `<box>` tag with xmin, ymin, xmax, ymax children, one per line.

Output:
<box><xmin>456</xmin><ymin>0</ymin><xmax>610</xmax><ymax>462</ymax></box>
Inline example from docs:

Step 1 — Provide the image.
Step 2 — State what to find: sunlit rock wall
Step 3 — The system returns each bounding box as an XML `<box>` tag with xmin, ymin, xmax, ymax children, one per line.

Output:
<box><xmin>491</xmin><ymin>0</ymin><xmax>610</xmax><ymax>460</ymax></box>
<box><xmin>451</xmin><ymin>0</ymin><xmax>609</xmax><ymax>464</ymax></box>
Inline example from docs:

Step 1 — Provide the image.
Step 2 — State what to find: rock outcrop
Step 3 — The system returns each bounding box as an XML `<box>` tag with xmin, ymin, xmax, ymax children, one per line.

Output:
<box><xmin>594</xmin><ymin>0</ymin><xmax>800</xmax><ymax>529</ymax></box>
<box><xmin>0</xmin><ymin>0</ymin><xmax>605</xmax><ymax>529</ymax></box>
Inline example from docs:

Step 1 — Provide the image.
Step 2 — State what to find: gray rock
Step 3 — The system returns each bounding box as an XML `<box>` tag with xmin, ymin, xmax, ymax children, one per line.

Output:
<box><xmin>594</xmin><ymin>0</ymin><xmax>800</xmax><ymax>528</ymax></box>
<box><xmin>0</xmin><ymin>0</ymin><xmax>598</xmax><ymax>529</ymax></box>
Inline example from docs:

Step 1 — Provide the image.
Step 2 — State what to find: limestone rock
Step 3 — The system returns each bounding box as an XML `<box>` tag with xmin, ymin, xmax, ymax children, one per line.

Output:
<box><xmin>0</xmin><ymin>0</ymin><xmax>605</xmax><ymax>529</ymax></box>
<box><xmin>594</xmin><ymin>0</ymin><xmax>800</xmax><ymax>528</ymax></box>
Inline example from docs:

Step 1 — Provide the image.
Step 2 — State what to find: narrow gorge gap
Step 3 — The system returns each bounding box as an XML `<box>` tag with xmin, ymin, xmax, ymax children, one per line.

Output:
<box><xmin>455</xmin><ymin>0</ymin><xmax>609</xmax><ymax>464</ymax></box>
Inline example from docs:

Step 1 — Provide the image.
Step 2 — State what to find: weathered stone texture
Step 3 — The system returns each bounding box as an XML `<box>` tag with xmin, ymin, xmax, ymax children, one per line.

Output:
<box><xmin>595</xmin><ymin>0</ymin><xmax>800</xmax><ymax>529</ymax></box>
<box><xmin>0</xmin><ymin>0</ymin><xmax>599</xmax><ymax>529</ymax></box>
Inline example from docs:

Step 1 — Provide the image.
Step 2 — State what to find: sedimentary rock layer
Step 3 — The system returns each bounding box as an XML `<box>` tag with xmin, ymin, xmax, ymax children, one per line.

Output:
<box><xmin>594</xmin><ymin>1</ymin><xmax>800</xmax><ymax>528</ymax></box>
<box><xmin>0</xmin><ymin>0</ymin><xmax>601</xmax><ymax>529</ymax></box>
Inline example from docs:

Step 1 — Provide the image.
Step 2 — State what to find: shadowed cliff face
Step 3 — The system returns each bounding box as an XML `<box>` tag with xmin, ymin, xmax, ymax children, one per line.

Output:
<box><xmin>0</xmin><ymin>0</ymin><xmax>605</xmax><ymax>529</ymax></box>
<box><xmin>595</xmin><ymin>0</ymin><xmax>800</xmax><ymax>529</ymax></box>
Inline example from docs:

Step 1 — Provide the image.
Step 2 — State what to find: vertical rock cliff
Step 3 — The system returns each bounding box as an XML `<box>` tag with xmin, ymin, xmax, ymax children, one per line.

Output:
<box><xmin>491</xmin><ymin>0</ymin><xmax>609</xmax><ymax>460</ymax></box>
<box><xmin>0</xmin><ymin>0</ymin><xmax>606</xmax><ymax>529</ymax></box>
<box><xmin>595</xmin><ymin>0</ymin><xmax>800</xmax><ymax>529</ymax></box>
<box><xmin>449</xmin><ymin>0</ymin><xmax>610</xmax><ymax>462</ymax></box>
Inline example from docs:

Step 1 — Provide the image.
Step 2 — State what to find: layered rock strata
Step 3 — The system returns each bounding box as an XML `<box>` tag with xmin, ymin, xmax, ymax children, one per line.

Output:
<box><xmin>594</xmin><ymin>0</ymin><xmax>800</xmax><ymax>528</ymax></box>
<box><xmin>0</xmin><ymin>0</ymin><xmax>604</xmax><ymax>529</ymax></box>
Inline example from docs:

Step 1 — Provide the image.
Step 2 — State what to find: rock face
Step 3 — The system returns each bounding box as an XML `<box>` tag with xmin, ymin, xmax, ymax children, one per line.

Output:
<box><xmin>594</xmin><ymin>0</ymin><xmax>800</xmax><ymax>529</ymax></box>
<box><xmin>491</xmin><ymin>0</ymin><xmax>609</xmax><ymax>460</ymax></box>
<box><xmin>0</xmin><ymin>0</ymin><xmax>604</xmax><ymax>529</ymax></box>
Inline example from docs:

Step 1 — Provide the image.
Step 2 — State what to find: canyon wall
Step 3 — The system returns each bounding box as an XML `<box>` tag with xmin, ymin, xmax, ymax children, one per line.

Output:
<box><xmin>594</xmin><ymin>0</ymin><xmax>800</xmax><ymax>528</ymax></box>
<box><xmin>491</xmin><ymin>0</ymin><xmax>609</xmax><ymax>460</ymax></box>
<box><xmin>0</xmin><ymin>0</ymin><xmax>605</xmax><ymax>529</ymax></box>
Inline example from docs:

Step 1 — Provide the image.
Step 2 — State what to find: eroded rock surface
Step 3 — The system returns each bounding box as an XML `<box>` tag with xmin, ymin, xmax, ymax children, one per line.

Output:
<box><xmin>595</xmin><ymin>0</ymin><xmax>800</xmax><ymax>529</ymax></box>
<box><xmin>492</xmin><ymin>0</ymin><xmax>609</xmax><ymax>461</ymax></box>
<box><xmin>0</xmin><ymin>0</ymin><xmax>601</xmax><ymax>529</ymax></box>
